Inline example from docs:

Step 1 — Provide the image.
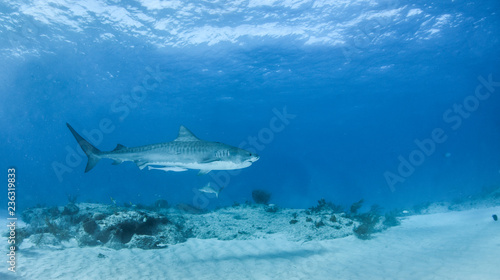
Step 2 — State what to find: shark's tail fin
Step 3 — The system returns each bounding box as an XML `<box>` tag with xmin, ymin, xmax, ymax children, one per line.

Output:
<box><xmin>66</xmin><ymin>123</ymin><xmax>102</xmax><ymax>172</ymax></box>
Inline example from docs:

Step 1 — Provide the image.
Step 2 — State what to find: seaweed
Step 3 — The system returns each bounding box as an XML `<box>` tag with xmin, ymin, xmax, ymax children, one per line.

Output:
<box><xmin>61</xmin><ymin>203</ymin><xmax>79</xmax><ymax>215</ymax></box>
<box><xmin>383</xmin><ymin>213</ymin><xmax>401</xmax><ymax>227</ymax></box>
<box><xmin>331</xmin><ymin>204</ymin><xmax>345</xmax><ymax>213</ymax></box>
<box><xmin>66</xmin><ymin>194</ymin><xmax>78</xmax><ymax>204</ymax></box>
<box><xmin>309</xmin><ymin>199</ymin><xmax>344</xmax><ymax>213</ymax></box>
<box><xmin>352</xmin><ymin>205</ymin><xmax>382</xmax><ymax>240</ymax></box>
<box><xmin>45</xmin><ymin>217</ymin><xmax>71</xmax><ymax>240</ymax></box>
<box><xmin>350</xmin><ymin>199</ymin><xmax>364</xmax><ymax>214</ymax></box>
<box><xmin>369</xmin><ymin>204</ymin><xmax>383</xmax><ymax>216</ymax></box>
<box><xmin>354</xmin><ymin>212</ymin><xmax>379</xmax><ymax>225</ymax></box>
<box><xmin>309</xmin><ymin>199</ymin><xmax>328</xmax><ymax>213</ymax></box>
<box><xmin>353</xmin><ymin>224</ymin><xmax>373</xmax><ymax>240</ymax></box>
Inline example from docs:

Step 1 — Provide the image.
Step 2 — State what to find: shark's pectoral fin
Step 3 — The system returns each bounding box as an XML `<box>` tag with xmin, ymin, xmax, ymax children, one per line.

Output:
<box><xmin>198</xmin><ymin>169</ymin><xmax>212</xmax><ymax>176</ymax></box>
<box><xmin>112</xmin><ymin>159</ymin><xmax>123</xmax><ymax>165</ymax></box>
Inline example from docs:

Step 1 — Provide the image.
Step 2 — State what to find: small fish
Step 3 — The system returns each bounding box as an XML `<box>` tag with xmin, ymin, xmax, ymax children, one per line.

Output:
<box><xmin>198</xmin><ymin>182</ymin><xmax>224</xmax><ymax>198</ymax></box>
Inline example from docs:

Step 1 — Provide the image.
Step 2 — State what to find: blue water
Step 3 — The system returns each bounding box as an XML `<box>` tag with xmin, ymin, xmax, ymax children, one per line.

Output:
<box><xmin>1</xmin><ymin>0</ymin><xmax>499</xmax><ymax>213</ymax></box>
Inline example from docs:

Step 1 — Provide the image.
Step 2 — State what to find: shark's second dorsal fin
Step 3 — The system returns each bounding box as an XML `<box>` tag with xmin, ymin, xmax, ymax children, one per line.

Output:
<box><xmin>175</xmin><ymin>126</ymin><xmax>200</xmax><ymax>142</ymax></box>
<box><xmin>113</xmin><ymin>144</ymin><xmax>127</xmax><ymax>151</ymax></box>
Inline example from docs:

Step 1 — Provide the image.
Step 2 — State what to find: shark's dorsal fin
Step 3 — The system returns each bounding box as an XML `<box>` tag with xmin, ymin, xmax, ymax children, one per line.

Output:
<box><xmin>175</xmin><ymin>126</ymin><xmax>201</xmax><ymax>142</ymax></box>
<box><xmin>113</xmin><ymin>144</ymin><xmax>127</xmax><ymax>151</ymax></box>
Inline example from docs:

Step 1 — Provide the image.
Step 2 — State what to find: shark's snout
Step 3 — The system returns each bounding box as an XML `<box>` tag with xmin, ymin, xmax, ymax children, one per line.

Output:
<box><xmin>248</xmin><ymin>153</ymin><xmax>260</xmax><ymax>162</ymax></box>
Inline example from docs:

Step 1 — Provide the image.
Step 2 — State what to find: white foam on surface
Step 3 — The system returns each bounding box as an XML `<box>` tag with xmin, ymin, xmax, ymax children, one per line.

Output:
<box><xmin>3</xmin><ymin>0</ymin><xmax>457</xmax><ymax>50</ymax></box>
<box><xmin>10</xmin><ymin>206</ymin><xmax>500</xmax><ymax>280</ymax></box>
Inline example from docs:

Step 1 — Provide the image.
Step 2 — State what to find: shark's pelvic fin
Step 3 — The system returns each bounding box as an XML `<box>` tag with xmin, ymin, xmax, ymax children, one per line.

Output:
<box><xmin>135</xmin><ymin>161</ymin><xmax>148</xmax><ymax>170</ymax></box>
<box><xmin>198</xmin><ymin>169</ymin><xmax>212</xmax><ymax>176</ymax></box>
<box><xmin>66</xmin><ymin>123</ymin><xmax>102</xmax><ymax>172</ymax></box>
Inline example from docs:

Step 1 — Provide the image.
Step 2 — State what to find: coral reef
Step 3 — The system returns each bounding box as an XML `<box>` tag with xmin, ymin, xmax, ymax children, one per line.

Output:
<box><xmin>154</xmin><ymin>199</ymin><xmax>169</xmax><ymax>209</ymax></box>
<box><xmin>251</xmin><ymin>190</ymin><xmax>271</xmax><ymax>204</ymax></box>
<box><xmin>349</xmin><ymin>204</ymin><xmax>403</xmax><ymax>240</ymax></box>
<box><xmin>16</xmin><ymin>198</ymin><xmax>402</xmax><ymax>249</ymax></box>
<box><xmin>19</xmin><ymin>203</ymin><xmax>188</xmax><ymax>249</ymax></box>
<box><xmin>412</xmin><ymin>186</ymin><xmax>500</xmax><ymax>215</ymax></box>
<box><xmin>62</xmin><ymin>203</ymin><xmax>79</xmax><ymax>215</ymax></box>
<box><xmin>265</xmin><ymin>204</ymin><xmax>279</xmax><ymax>213</ymax></box>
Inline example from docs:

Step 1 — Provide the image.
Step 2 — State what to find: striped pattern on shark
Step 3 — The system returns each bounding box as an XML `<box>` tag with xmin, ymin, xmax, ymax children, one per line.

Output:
<box><xmin>66</xmin><ymin>123</ymin><xmax>259</xmax><ymax>175</ymax></box>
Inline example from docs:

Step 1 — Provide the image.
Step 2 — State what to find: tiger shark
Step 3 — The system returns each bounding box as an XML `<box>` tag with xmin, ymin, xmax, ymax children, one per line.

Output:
<box><xmin>67</xmin><ymin>123</ymin><xmax>259</xmax><ymax>175</ymax></box>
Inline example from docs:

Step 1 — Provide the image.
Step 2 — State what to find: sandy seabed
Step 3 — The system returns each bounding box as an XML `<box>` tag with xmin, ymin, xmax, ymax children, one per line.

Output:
<box><xmin>2</xmin><ymin>206</ymin><xmax>499</xmax><ymax>280</ymax></box>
